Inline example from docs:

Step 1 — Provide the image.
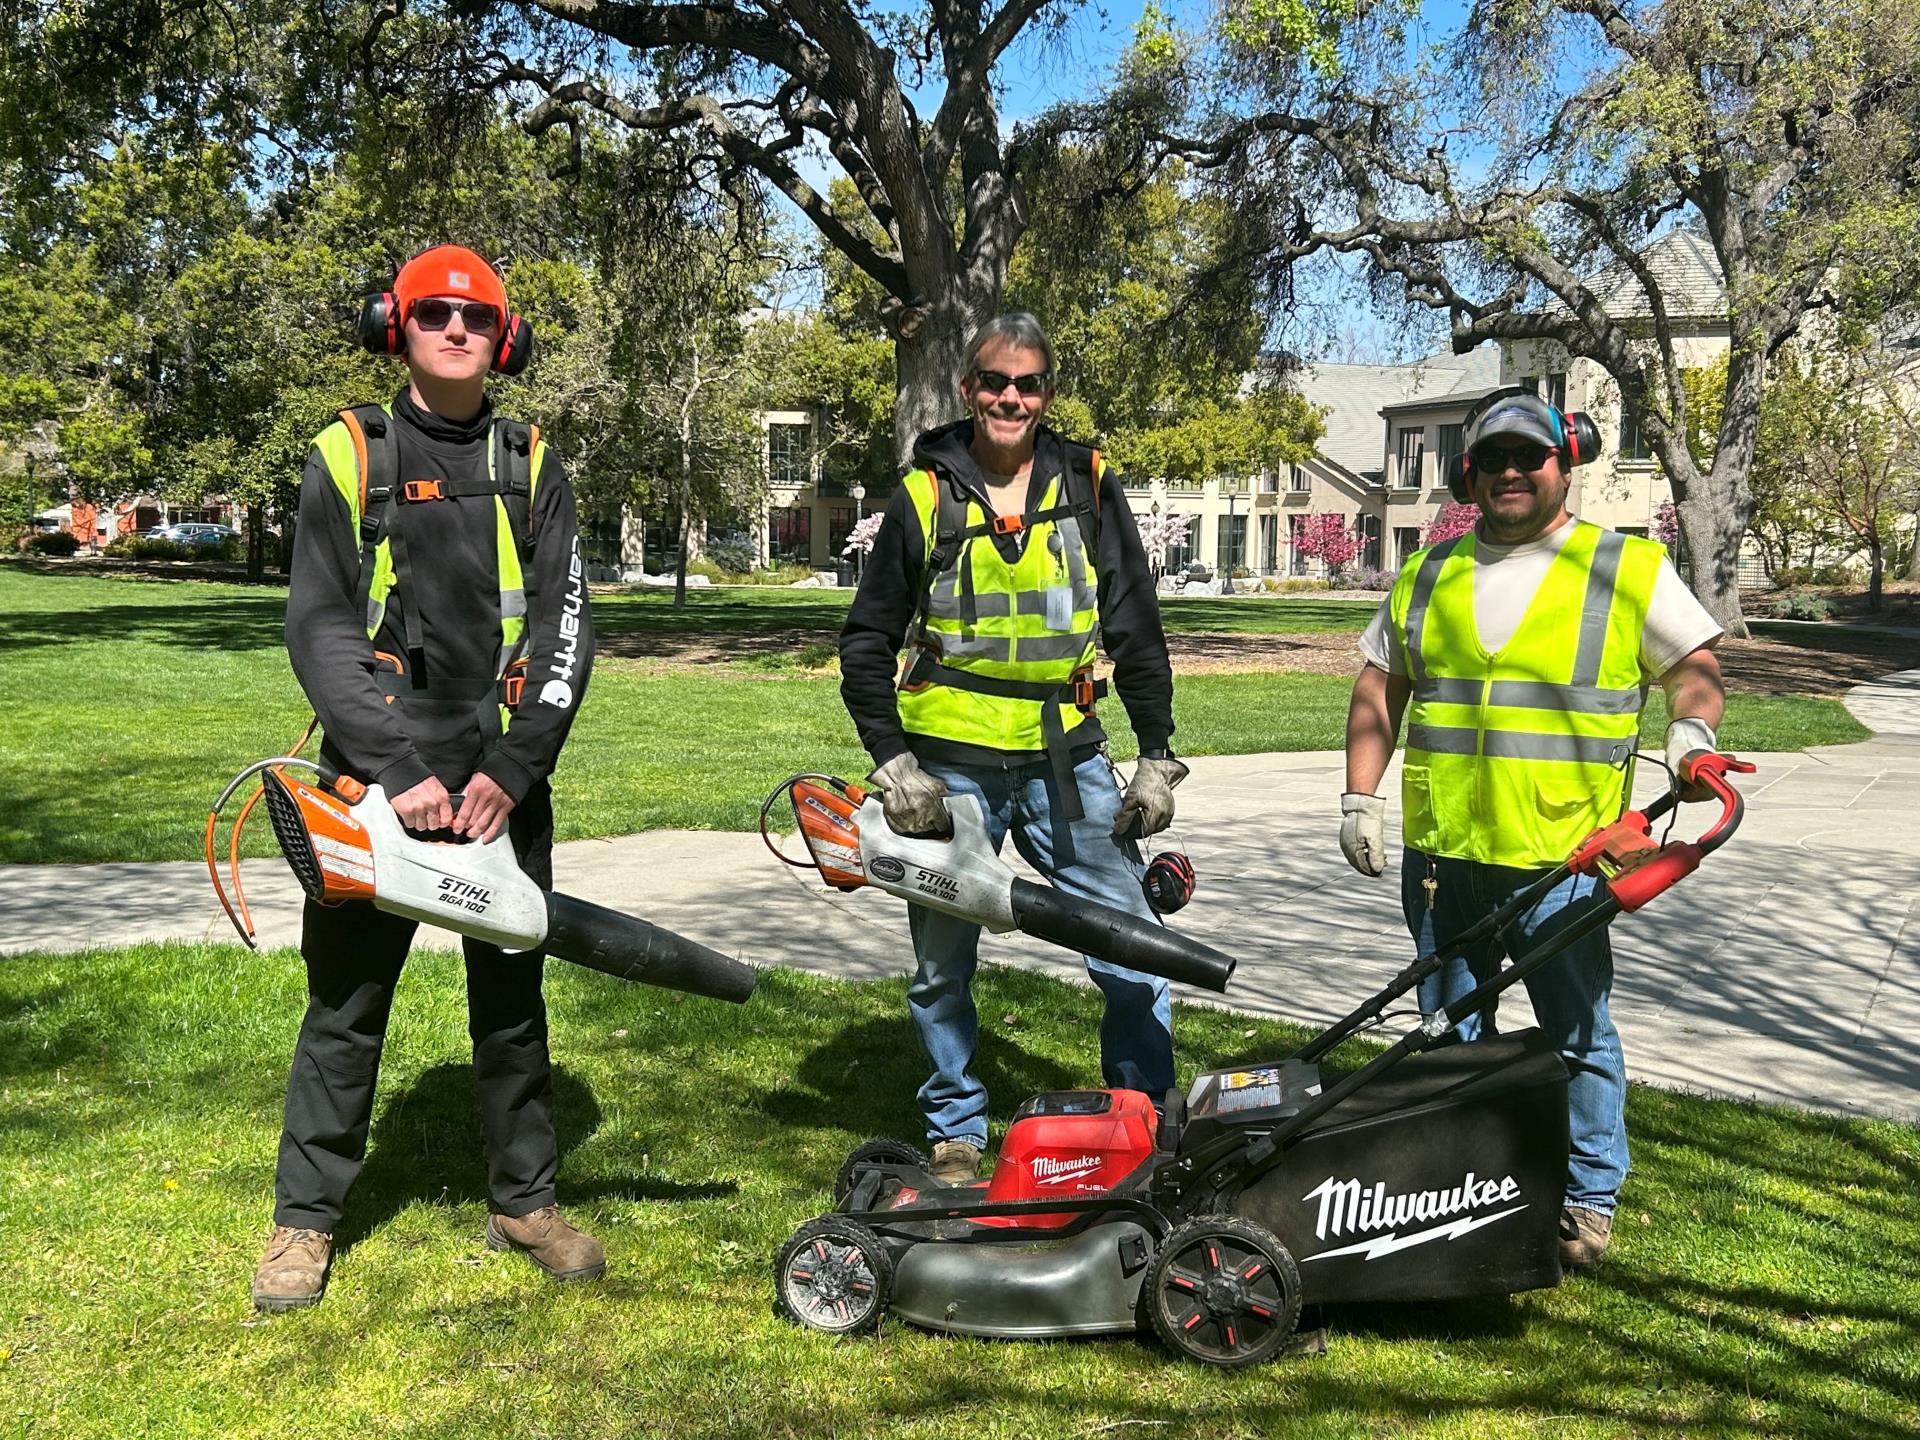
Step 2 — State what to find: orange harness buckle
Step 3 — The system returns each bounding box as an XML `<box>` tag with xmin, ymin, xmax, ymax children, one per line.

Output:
<box><xmin>1070</xmin><ymin>673</ymin><xmax>1097</xmax><ymax>711</ymax></box>
<box><xmin>402</xmin><ymin>479</ymin><xmax>445</xmax><ymax>502</ymax></box>
<box><xmin>990</xmin><ymin>513</ymin><xmax>1025</xmax><ymax>536</ymax></box>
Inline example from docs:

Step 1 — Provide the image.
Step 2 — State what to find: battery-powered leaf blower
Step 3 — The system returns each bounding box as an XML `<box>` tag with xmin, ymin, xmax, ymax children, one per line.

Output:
<box><xmin>207</xmin><ymin>755</ymin><xmax>757</xmax><ymax>1003</ymax></box>
<box><xmin>761</xmin><ymin>775</ymin><xmax>1235</xmax><ymax>993</ymax></box>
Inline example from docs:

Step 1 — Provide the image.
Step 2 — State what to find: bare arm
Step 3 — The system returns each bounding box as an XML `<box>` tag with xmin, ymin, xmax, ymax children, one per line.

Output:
<box><xmin>1345</xmin><ymin>663</ymin><xmax>1412</xmax><ymax>795</ymax></box>
<box><xmin>1659</xmin><ymin>645</ymin><xmax>1726</xmax><ymax>728</ymax></box>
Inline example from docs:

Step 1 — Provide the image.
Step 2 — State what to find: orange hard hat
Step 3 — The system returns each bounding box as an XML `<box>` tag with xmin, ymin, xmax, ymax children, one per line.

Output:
<box><xmin>393</xmin><ymin>245</ymin><xmax>508</xmax><ymax>325</ymax></box>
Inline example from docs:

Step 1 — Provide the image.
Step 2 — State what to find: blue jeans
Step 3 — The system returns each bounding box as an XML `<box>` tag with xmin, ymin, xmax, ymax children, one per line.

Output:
<box><xmin>1402</xmin><ymin>847</ymin><xmax>1628</xmax><ymax>1214</ymax></box>
<box><xmin>907</xmin><ymin>753</ymin><xmax>1176</xmax><ymax>1146</ymax></box>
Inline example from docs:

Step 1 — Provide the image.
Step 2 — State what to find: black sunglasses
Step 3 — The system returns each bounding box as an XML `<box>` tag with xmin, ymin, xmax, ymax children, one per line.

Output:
<box><xmin>972</xmin><ymin>368</ymin><xmax>1050</xmax><ymax>397</ymax></box>
<box><xmin>1469</xmin><ymin>442</ymin><xmax>1554</xmax><ymax>474</ymax></box>
<box><xmin>413</xmin><ymin>297</ymin><xmax>501</xmax><ymax>335</ymax></box>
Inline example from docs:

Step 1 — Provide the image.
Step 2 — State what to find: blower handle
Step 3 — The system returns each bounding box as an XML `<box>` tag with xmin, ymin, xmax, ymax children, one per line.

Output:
<box><xmin>1007</xmin><ymin>878</ymin><xmax>1235</xmax><ymax>993</ymax></box>
<box><xmin>543</xmin><ymin>892</ymin><xmax>758</xmax><ymax>1003</ymax></box>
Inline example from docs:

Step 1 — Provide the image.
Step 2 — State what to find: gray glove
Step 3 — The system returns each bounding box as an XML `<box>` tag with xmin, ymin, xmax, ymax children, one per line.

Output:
<box><xmin>1114</xmin><ymin>755</ymin><xmax>1190</xmax><ymax>839</ymax></box>
<box><xmin>1665</xmin><ymin>717</ymin><xmax>1718</xmax><ymax>802</ymax></box>
<box><xmin>1340</xmin><ymin>792</ymin><xmax>1388</xmax><ymax>876</ymax></box>
<box><xmin>868</xmin><ymin>753</ymin><xmax>951</xmax><ymax>837</ymax></box>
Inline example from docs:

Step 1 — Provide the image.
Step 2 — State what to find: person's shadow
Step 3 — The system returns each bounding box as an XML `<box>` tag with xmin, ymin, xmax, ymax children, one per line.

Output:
<box><xmin>334</xmin><ymin>1062</ymin><xmax>734</xmax><ymax>1253</ymax></box>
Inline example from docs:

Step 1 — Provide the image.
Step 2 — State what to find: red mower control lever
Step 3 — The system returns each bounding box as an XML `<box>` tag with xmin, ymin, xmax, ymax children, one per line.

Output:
<box><xmin>1570</xmin><ymin>753</ymin><xmax>1754</xmax><ymax>912</ymax></box>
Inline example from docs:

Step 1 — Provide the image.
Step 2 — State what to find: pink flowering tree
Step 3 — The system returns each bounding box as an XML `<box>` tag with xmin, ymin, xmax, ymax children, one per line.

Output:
<box><xmin>1291</xmin><ymin>513</ymin><xmax>1364</xmax><ymax>581</ymax></box>
<box><xmin>1421</xmin><ymin>502</ymin><xmax>1480</xmax><ymax>546</ymax></box>
<box><xmin>1136</xmin><ymin>509</ymin><xmax>1193</xmax><ymax>575</ymax></box>
<box><xmin>1653</xmin><ymin>501</ymin><xmax>1680</xmax><ymax>548</ymax></box>
<box><xmin>840</xmin><ymin>512</ymin><xmax>885</xmax><ymax>556</ymax></box>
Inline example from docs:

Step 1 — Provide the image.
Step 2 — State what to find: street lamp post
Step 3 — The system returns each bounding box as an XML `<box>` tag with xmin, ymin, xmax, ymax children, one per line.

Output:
<box><xmin>1226</xmin><ymin>484</ymin><xmax>1239</xmax><ymax>593</ymax></box>
<box><xmin>851</xmin><ymin>482</ymin><xmax>866</xmax><ymax>583</ymax></box>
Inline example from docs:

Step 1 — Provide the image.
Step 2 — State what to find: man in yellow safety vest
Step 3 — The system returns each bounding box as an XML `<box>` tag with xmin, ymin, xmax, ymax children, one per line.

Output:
<box><xmin>839</xmin><ymin>312</ymin><xmax>1188</xmax><ymax>1185</ymax></box>
<box><xmin>1340</xmin><ymin>388</ymin><xmax>1728</xmax><ymax>1270</ymax></box>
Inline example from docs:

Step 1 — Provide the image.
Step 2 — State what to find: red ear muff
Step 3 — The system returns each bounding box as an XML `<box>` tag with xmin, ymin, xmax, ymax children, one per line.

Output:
<box><xmin>357</xmin><ymin>293</ymin><xmax>404</xmax><ymax>355</ymax></box>
<box><xmin>492</xmin><ymin>314</ymin><xmax>535</xmax><ymax>376</ymax></box>
<box><xmin>1142</xmin><ymin>851</ymin><xmax>1196</xmax><ymax>915</ymax></box>
<box><xmin>1564</xmin><ymin>411</ymin><xmax>1602</xmax><ymax>466</ymax></box>
<box><xmin>1449</xmin><ymin>453</ymin><xmax>1475</xmax><ymax>505</ymax></box>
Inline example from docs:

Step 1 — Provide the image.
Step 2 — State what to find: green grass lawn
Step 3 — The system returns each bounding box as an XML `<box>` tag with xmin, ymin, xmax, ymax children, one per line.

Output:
<box><xmin>0</xmin><ymin>944</ymin><xmax>1914</xmax><ymax>1439</ymax></box>
<box><xmin>0</xmin><ymin>568</ymin><xmax>1870</xmax><ymax>864</ymax></box>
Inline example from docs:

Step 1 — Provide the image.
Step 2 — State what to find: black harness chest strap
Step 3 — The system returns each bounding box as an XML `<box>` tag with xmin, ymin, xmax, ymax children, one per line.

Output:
<box><xmin>921</xmin><ymin>662</ymin><xmax>1111</xmax><ymax>822</ymax></box>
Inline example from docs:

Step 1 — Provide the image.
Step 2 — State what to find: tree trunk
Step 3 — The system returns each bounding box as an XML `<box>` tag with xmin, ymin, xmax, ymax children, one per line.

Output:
<box><xmin>673</xmin><ymin>480</ymin><xmax>691</xmax><ymax>609</ymax></box>
<box><xmin>1867</xmin><ymin>532</ymin><xmax>1883</xmax><ymax>612</ymax></box>
<box><xmin>245</xmin><ymin>505</ymin><xmax>265</xmax><ymax>584</ymax></box>
<box><xmin>1906</xmin><ymin>505</ymin><xmax>1920</xmax><ymax>580</ymax></box>
<box><xmin>890</xmin><ymin>285</ymin><xmax>996</xmax><ymax>470</ymax></box>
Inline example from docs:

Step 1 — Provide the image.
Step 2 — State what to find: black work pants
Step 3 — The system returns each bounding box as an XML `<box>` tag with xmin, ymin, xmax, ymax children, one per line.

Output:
<box><xmin>272</xmin><ymin>783</ymin><xmax>559</xmax><ymax>1230</ymax></box>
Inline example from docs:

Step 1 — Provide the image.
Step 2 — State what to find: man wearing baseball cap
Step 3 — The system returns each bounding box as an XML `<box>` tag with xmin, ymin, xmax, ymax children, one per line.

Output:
<box><xmin>252</xmin><ymin>244</ymin><xmax>600</xmax><ymax>1309</ymax></box>
<box><xmin>1337</xmin><ymin>383</ymin><xmax>1729</xmax><ymax>1269</ymax></box>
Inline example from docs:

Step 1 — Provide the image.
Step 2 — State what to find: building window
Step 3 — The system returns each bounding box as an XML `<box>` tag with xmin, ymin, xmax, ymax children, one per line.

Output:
<box><xmin>1520</xmin><ymin>375</ymin><xmax>1539</xmax><ymax>395</ymax></box>
<box><xmin>1617</xmin><ymin>526</ymin><xmax>1648</xmax><ymax>539</ymax></box>
<box><xmin>1287</xmin><ymin>513</ymin><xmax>1310</xmax><ymax>575</ymax></box>
<box><xmin>1436</xmin><ymin>424</ymin><xmax>1464</xmax><ymax>487</ymax></box>
<box><xmin>769</xmin><ymin>506</ymin><xmax>812</xmax><ymax>563</ymax></box>
<box><xmin>1289</xmin><ymin>464</ymin><xmax>1311</xmax><ymax>493</ymax></box>
<box><xmin>826</xmin><ymin>505</ymin><xmax>854</xmax><ymax>557</ymax></box>
<box><xmin>1164</xmin><ymin>530</ymin><xmax>1195</xmax><ymax>573</ymax></box>
<box><xmin>1395</xmin><ymin>526</ymin><xmax>1422</xmax><ymax>567</ymax></box>
<box><xmin>768</xmin><ymin>422</ymin><xmax>812</xmax><ymax>487</ymax></box>
<box><xmin>1260</xmin><ymin>515</ymin><xmax>1279</xmax><ymax>573</ymax></box>
<box><xmin>1546</xmin><ymin>371</ymin><xmax>1567</xmax><ymax>410</ymax></box>
<box><xmin>1619</xmin><ymin>408</ymin><xmax>1652</xmax><ymax>462</ymax></box>
<box><xmin>1217</xmin><ymin>513</ymin><xmax>1247</xmax><ymax>573</ymax></box>
<box><xmin>1357</xmin><ymin>514</ymin><xmax>1382</xmax><ymax>571</ymax></box>
<box><xmin>1396</xmin><ymin>429</ymin><xmax>1425</xmax><ymax>489</ymax></box>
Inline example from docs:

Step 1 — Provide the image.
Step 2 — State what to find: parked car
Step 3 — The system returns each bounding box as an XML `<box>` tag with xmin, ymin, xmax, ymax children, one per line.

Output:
<box><xmin>150</xmin><ymin>523</ymin><xmax>237</xmax><ymax>547</ymax></box>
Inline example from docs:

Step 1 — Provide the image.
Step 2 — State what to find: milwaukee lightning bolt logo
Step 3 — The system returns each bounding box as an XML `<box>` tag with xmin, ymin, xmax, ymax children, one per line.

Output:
<box><xmin>1300</xmin><ymin>1170</ymin><xmax>1527</xmax><ymax>1263</ymax></box>
<box><xmin>1030</xmin><ymin>1154</ymin><xmax>1105</xmax><ymax>1187</ymax></box>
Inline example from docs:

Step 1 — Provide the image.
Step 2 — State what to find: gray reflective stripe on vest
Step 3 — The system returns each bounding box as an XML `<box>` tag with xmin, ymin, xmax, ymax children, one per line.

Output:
<box><xmin>1572</xmin><ymin>530</ymin><xmax>1627</xmax><ymax>684</ymax></box>
<box><xmin>1408</xmin><ymin>723</ymin><xmax>1637</xmax><ymax>764</ymax></box>
<box><xmin>1056</xmin><ymin>515</ymin><xmax>1094</xmax><ymax>605</ymax></box>
<box><xmin>1402</xmin><ymin>536</ymin><xmax>1462</xmax><ymax>683</ymax></box>
<box><xmin>935</xmin><ymin>631</ymin><xmax>1014</xmax><ymax>662</ymax></box>
<box><xmin>926</xmin><ymin>554</ymin><xmax>1098</xmax><ymax>619</ymax></box>
<box><xmin>1016</xmin><ymin>629</ymin><xmax>1097</xmax><ymax>662</ymax></box>
<box><xmin>1412</xmin><ymin>676</ymin><xmax>1644</xmax><ymax>714</ymax></box>
<box><xmin>501</xmin><ymin>588</ymin><xmax>527</xmax><ymax>619</ymax></box>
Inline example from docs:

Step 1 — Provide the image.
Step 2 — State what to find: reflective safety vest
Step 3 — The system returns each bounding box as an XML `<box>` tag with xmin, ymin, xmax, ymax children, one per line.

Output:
<box><xmin>310</xmin><ymin>402</ymin><xmax>545</xmax><ymax>737</ymax></box>
<box><xmin>1392</xmin><ymin>521</ymin><xmax>1663</xmax><ymax>867</ymax></box>
<box><xmin>897</xmin><ymin>442</ymin><xmax>1106</xmax><ymax>816</ymax></box>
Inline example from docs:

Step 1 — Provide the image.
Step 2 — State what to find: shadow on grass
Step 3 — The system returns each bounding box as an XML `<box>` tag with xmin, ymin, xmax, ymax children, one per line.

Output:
<box><xmin>337</xmin><ymin>1061</ymin><xmax>737</xmax><ymax>1254</ymax></box>
<box><xmin>0</xmin><ymin>593</ymin><xmax>289</xmax><ymax>653</ymax></box>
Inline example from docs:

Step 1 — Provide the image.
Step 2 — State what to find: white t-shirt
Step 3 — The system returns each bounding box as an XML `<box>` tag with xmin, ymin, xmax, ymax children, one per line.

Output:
<box><xmin>1357</xmin><ymin>517</ymin><xmax>1722</xmax><ymax>682</ymax></box>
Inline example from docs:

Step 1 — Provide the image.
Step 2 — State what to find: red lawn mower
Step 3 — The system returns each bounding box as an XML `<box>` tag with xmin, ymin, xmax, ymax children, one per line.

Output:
<box><xmin>766</xmin><ymin>754</ymin><xmax>1752</xmax><ymax>1366</ymax></box>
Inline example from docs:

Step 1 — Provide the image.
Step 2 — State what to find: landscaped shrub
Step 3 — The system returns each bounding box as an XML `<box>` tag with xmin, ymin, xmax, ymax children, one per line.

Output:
<box><xmin>1771</xmin><ymin>591</ymin><xmax>1833</xmax><ymax>621</ymax></box>
<box><xmin>1350</xmin><ymin>567</ymin><xmax>1397</xmax><ymax>591</ymax></box>
<box><xmin>104</xmin><ymin>536</ymin><xmax>195</xmax><ymax>561</ymax></box>
<box><xmin>26</xmin><ymin>531</ymin><xmax>80</xmax><ymax>556</ymax></box>
<box><xmin>1259</xmin><ymin>577</ymin><xmax>1332</xmax><ymax>593</ymax></box>
<box><xmin>705</xmin><ymin>536</ymin><xmax>757</xmax><ymax>574</ymax></box>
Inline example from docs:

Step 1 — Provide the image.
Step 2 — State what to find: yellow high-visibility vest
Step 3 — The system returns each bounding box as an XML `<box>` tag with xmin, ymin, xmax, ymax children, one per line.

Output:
<box><xmin>1392</xmin><ymin>521</ymin><xmax>1664</xmax><ymax>866</ymax></box>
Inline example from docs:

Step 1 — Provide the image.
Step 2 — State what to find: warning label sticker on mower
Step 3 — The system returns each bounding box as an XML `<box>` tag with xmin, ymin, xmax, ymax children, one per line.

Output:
<box><xmin>1217</xmin><ymin>1069</ymin><xmax>1283</xmax><ymax>1113</ymax></box>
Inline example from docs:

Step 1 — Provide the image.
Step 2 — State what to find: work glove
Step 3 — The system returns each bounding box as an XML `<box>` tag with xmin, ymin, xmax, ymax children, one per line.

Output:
<box><xmin>868</xmin><ymin>752</ymin><xmax>952</xmax><ymax>838</ymax></box>
<box><xmin>1665</xmin><ymin>717</ymin><xmax>1720</xmax><ymax>802</ymax></box>
<box><xmin>1340</xmin><ymin>793</ymin><xmax>1388</xmax><ymax>876</ymax></box>
<box><xmin>1114</xmin><ymin>755</ymin><xmax>1189</xmax><ymax>840</ymax></box>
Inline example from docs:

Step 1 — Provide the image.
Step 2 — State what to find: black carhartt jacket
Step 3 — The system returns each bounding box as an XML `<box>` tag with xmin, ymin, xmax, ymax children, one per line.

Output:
<box><xmin>285</xmin><ymin>388</ymin><xmax>593</xmax><ymax>804</ymax></box>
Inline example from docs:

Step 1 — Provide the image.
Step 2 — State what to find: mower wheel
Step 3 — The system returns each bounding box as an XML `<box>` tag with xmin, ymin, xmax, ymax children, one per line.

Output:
<box><xmin>1148</xmin><ymin>1215</ymin><xmax>1302</xmax><ymax>1368</ymax></box>
<box><xmin>774</xmin><ymin>1216</ymin><xmax>893</xmax><ymax>1336</ymax></box>
<box><xmin>834</xmin><ymin>1139</ymin><xmax>931</xmax><ymax>1204</ymax></box>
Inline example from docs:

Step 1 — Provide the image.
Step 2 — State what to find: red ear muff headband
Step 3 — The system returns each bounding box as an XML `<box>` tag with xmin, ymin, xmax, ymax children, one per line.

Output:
<box><xmin>492</xmin><ymin>313</ymin><xmax>535</xmax><ymax>376</ymax></box>
<box><xmin>1142</xmin><ymin>850</ymin><xmax>1196</xmax><ymax>915</ymax></box>
<box><xmin>1449</xmin><ymin>386</ymin><xmax>1604</xmax><ymax>503</ymax></box>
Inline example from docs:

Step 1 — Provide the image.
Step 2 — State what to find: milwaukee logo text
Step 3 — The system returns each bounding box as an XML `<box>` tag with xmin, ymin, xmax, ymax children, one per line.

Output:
<box><xmin>1299</xmin><ymin>1170</ymin><xmax>1527</xmax><ymax>1263</ymax></box>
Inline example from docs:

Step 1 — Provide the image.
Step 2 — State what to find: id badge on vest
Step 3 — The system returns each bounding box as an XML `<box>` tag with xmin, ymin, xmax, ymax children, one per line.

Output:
<box><xmin>1043</xmin><ymin>530</ymin><xmax>1072</xmax><ymax>630</ymax></box>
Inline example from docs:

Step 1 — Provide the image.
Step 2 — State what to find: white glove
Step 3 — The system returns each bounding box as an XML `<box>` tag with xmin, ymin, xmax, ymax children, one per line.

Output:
<box><xmin>1114</xmin><ymin>755</ymin><xmax>1190</xmax><ymax>839</ymax></box>
<box><xmin>1340</xmin><ymin>793</ymin><xmax>1388</xmax><ymax>876</ymax></box>
<box><xmin>868</xmin><ymin>753</ymin><xmax>951</xmax><ymax>837</ymax></box>
<box><xmin>1665</xmin><ymin>717</ymin><xmax>1718</xmax><ymax>800</ymax></box>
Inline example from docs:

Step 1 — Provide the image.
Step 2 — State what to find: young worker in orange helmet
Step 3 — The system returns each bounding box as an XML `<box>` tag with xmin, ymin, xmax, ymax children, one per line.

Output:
<box><xmin>252</xmin><ymin>244</ymin><xmax>599</xmax><ymax>1311</ymax></box>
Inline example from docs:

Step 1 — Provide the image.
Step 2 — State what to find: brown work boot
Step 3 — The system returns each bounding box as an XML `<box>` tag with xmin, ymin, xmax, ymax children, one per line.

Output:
<box><xmin>1558</xmin><ymin>1206</ymin><xmax>1613</xmax><ymax>1270</ymax></box>
<box><xmin>252</xmin><ymin>1225</ymin><xmax>333</xmax><ymax>1312</ymax></box>
<box><xmin>928</xmin><ymin>1139</ymin><xmax>984</xmax><ymax>1186</ymax></box>
<box><xmin>486</xmin><ymin>1205</ymin><xmax>606</xmax><ymax>1281</ymax></box>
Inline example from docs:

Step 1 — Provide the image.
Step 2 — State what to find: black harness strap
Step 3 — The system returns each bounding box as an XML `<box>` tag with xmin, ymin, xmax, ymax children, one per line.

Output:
<box><xmin>342</xmin><ymin>405</ymin><xmax>540</xmax><ymax>746</ymax></box>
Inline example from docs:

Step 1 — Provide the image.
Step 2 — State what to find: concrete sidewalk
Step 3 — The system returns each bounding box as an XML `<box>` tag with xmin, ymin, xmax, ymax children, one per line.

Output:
<box><xmin>4</xmin><ymin>673</ymin><xmax>1916</xmax><ymax>1125</ymax></box>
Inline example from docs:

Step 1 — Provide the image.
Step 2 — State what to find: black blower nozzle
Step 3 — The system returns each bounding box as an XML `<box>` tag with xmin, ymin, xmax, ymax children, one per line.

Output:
<box><xmin>544</xmin><ymin>893</ymin><xmax>758</xmax><ymax>1003</ymax></box>
<box><xmin>1008</xmin><ymin>878</ymin><xmax>1235</xmax><ymax>993</ymax></box>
